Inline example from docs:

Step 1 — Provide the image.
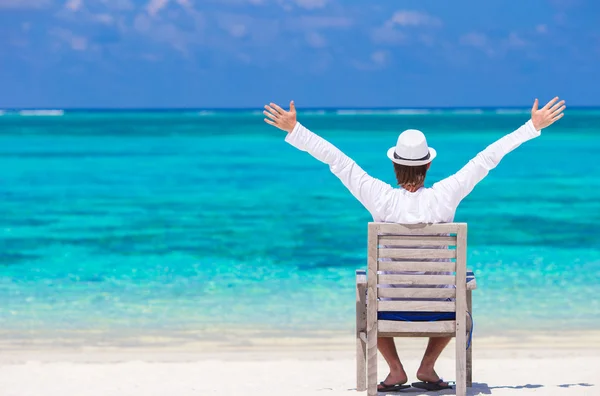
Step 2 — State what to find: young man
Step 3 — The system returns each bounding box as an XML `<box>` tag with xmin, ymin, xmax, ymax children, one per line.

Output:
<box><xmin>263</xmin><ymin>98</ymin><xmax>565</xmax><ymax>391</ymax></box>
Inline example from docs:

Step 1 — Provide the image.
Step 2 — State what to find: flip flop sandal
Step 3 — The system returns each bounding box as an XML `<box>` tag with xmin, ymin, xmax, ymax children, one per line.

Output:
<box><xmin>411</xmin><ymin>379</ymin><xmax>454</xmax><ymax>391</ymax></box>
<box><xmin>378</xmin><ymin>381</ymin><xmax>411</xmax><ymax>392</ymax></box>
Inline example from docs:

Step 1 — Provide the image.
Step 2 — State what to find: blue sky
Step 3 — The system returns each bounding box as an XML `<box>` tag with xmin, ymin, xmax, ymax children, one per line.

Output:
<box><xmin>1</xmin><ymin>0</ymin><xmax>599</xmax><ymax>108</ymax></box>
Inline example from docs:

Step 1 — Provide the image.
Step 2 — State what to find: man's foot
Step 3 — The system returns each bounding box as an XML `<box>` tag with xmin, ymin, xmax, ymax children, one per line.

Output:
<box><xmin>416</xmin><ymin>366</ymin><xmax>449</xmax><ymax>387</ymax></box>
<box><xmin>377</xmin><ymin>369</ymin><xmax>408</xmax><ymax>391</ymax></box>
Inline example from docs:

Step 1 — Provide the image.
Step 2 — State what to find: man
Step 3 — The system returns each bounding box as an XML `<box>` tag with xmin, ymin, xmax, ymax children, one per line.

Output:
<box><xmin>263</xmin><ymin>98</ymin><xmax>565</xmax><ymax>391</ymax></box>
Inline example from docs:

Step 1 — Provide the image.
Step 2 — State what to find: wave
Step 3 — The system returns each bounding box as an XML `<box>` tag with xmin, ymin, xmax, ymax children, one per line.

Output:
<box><xmin>451</xmin><ymin>109</ymin><xmax>485</xmax><ymax>114</ymax></box>
<box><xmin>336</xmin><ymin>109</ymin><xmax>433</xmax><ymax>116</ymax></box>
<box><xmin>495</xmin><ymin>109</ymin><xmax>529</xmax><ymax>115</ymax></box>
<box><xmin>19</xmin><ymin>110</ymin><xmax>65</xmax><ymax>116</ymax></box>
<box><xmin>300</xmin><ymin>110</ymin><xmax>327</xmax><ymax>115</ymax></box>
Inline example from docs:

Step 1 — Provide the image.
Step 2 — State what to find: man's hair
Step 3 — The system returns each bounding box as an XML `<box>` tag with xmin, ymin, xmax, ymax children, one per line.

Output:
<box><xmin>393</xmin><ymin>162</ymin><xmax>429</xmax><ymax>188</ymax></box>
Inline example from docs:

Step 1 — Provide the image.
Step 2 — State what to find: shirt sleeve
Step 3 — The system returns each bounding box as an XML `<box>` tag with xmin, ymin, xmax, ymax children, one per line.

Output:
<box><xmin>285</xmin><ymin>122</ymin><xmax>394</xmax><ymax>218</ymax></box>
<box><xmin>432</xmin><ymin>120</ymin><xmax>541</xmax><ymax>208</ymax></box>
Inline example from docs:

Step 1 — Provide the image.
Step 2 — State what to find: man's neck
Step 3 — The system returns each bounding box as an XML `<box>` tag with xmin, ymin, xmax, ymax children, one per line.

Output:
<box><xmin>402</xmin><ymin>184</ymin><xmax>423</xmax><ymax>193</ymax></box>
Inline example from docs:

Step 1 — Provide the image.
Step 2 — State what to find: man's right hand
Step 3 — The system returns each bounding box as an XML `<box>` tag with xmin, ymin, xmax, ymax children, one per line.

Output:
<box><xmin>531</xmin><ymin>97</ymin><xmax>566</xmax><ymax>130</ymax></box>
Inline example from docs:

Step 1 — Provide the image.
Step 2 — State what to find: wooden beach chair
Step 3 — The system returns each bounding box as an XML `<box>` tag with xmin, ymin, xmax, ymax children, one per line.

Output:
<box><xmin>355</xmin><ymin>223</ymin><xmax>476</xmax><ymax>396</ymax></box>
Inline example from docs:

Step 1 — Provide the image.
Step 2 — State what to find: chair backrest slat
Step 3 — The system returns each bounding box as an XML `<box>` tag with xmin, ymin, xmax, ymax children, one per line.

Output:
<box><xmin>367</xmin><ymin>222</ymin><xmax>468</xmax><ymax>315</ymax></box>
<box><xmin>378</xmin><ymin>261</ymin><xmax>456</xmax><ymax>272</ymax></box>
<box><xmin>378</xmin><ymin>300</ymin><xmax>456</xmax><ymax>312</ymax></box>
<box><xmin>378</xmin><ymin>274</ymin><xmax>455</xmax><ymax>285</ymax></box>
<box><xmin>378</xmin><ymin>248</ymin><xmax>456</xmax><ymax>260</ymax></box>
<box><xmin>378</xmin><ymin>288</ymin><xmax>456</xmax><ymax>299</ymax></box>
<box><xmin>379</xmin><ymin>235</ymin><xmax>456</xmax><ymax>246</ymax></box>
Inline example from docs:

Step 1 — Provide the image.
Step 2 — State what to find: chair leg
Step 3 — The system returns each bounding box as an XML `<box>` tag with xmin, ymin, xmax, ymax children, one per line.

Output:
<box><xmin>356</xmin><ymin>277</ymin><xmax>367</xmax><ymax>391</ymax></box>
<box><xmin>366</xmin><ymin>287</ymin><xmax>377</xmax><ymax>396</ymax></box>
<box><xmin>366</xmin><ymin>327</ymin><xmax>377</xmax><ymax>396</ymax></box>
<box><xmin>467</xmin><ymin>290</ymin><xmax>473</xmax><ymax>387</ymax></box>
<box><xmin>456</xmin><ymin>313</ymin><xmax>467</xmax><ymax>396</ymax></box>
<box><xmin>357</xmin><ymin>333</ymin><xmax>366</xmax><ymax>391</ymax></box>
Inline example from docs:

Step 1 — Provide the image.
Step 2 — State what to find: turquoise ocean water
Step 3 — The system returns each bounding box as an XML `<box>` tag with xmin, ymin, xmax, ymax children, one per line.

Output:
<box><xmin>1</xmin><ymin>109</ymin><xmax>599</xmax><ymax>345</ymax></box>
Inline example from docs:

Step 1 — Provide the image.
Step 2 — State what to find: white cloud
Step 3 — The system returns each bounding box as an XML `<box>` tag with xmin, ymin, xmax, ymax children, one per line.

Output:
<box><xmin>101</xmin><ymin>0</ymin><xmax>134</xmax><ymax>10</ymax></box>
<box><xmin>134</xmin><ymin>14</ymin><xmax>152</xmax><ymax>32</ymax></box>
<box><xmin>460</xmin><ymin>32</ymin><xmax>488</xmax><ymax>48</ymax></box>
<box><xmin>227</xmin><ymin>24</ymin><xmax>247</xmax><ymax>38</ymax></box>
<box><xmin>51</xmin><ymin>28</ymin><xmax>88</xmax><ymax>51</ymax></box>
<box><xmin>95</xmin><ymin>13</ymin><xmax>114</xmax><ymax>24</ymax></box>
<box><xmin>390</xmin><ymin>10</ymin><xmax>442</xmax><ymax>27</ymax></box>
<box><xmin>294</xmin><ymin>0</ymin><xmax>326</xmax><ymax>10</ymax></box>
<box><xmin>0</xmin><ymin>0</ymin><xmax>49</xmax><ymax>8</ymax></box>
<box><xmin>147</xmin><ymin>0</ymin><xmax>169</xmax><ymax>16</ymax></box>
<box><xmin>306</xmin><ymin>32</ymin><xmax>326</xmax><ymax>48</ymax></box>
<box><xmin>506</xmin><ymin>32</ymin><xmax>527</xmax><ymax>48</ymax></box>
<box><xmin>352</xmin><ymin>50</ymin><xmax>391</xmax><ymax>71</ymax></box>
<box><xmin>371</xmin><ymin>10</ymin><xmax>439</xmax><ymax>45</ymax></box>
<box><xmin>217</xmin><ymin>13</ymin><xmax>252</xmax><ymax>38</ymax></box>
<box><xmin>71</xmin><ymin>36</ymin><xmax>88</xmax><ymax>50</ymax></box>
<box><xmin>371</xmin><ymin>50</ymin><xmax>389</xmax><ymax>65</ymax></box>
<box><xmin>65</xmin><ymin>0</ymin><xmax>82</xmax><ymax>11</ymax></box>
<box><xmin>372</xmin><ymin>24</ymin><xmax>406</xmax><ymax>45</ymax></box>
<box><xmin>293</xmin><ymin>16</ymin><xmax>353</xmax><ymax>30</ymax></box>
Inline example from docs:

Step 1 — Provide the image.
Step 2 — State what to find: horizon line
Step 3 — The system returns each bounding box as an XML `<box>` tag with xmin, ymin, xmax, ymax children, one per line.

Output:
<box><xmin>2</xmin><ymin>105</ymin><xmax>599</xmax><ymax>111</ymax></box>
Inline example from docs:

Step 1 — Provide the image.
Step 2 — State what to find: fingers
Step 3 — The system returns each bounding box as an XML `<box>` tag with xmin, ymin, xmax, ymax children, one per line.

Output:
<box><xmin>551</xmin><ymin>104</ymin><xmax>566</xmax><ymax>117</ymax></box>
<box><xmin>270</xmin><ymin>102</ymin><xmax>285</xmax><ymax>114</ymax></box>
<box><xmin>532</xmin><ymin>98</ymin><xmax>539</xmax><ymax>112</ymax></box>
<box><xmin>550</xmin><ymin>100</ymin><xmax>565</xmax><ymax>113</ymax></box>
<box><xmin>264</xmin><ymin>118</ymin><xmax>276</xmax><ymax>126</ymax></box>
<box><xmin>290</xmin><ymin>100</ymin><xmax>296</xmax><ymax>113</ymax></box>
<box><xmin>263</xmin><ymin>109</ymin><xmax>278</xmax><ymax>121</ymax></box>
<box><xmin>543</xmin><ymin>96</ymin><xmax>559</xmax><ymax>110</ymax></box>
<box><xmin>264</xmin><ymin>105</ymin><xmax>280</xmax><ymax>118</ymax></box>
<box><xmin>552</xmin><ymin>112</ymin><xmax>565</xmax><ymax>122</ymax></box>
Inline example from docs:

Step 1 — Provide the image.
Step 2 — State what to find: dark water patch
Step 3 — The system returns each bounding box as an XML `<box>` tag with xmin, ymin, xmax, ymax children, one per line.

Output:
<box><xmin>0</xmin><ymin>151</ymin><xmax>180</xmax><ymax>158</ymax></box>
<box><xmin>0</xmin><ymin>252</ymin><xmax>41</xmax><ymax>265</ymax></box>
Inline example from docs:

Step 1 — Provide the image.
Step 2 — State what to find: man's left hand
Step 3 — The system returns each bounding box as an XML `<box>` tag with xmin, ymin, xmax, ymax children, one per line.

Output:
<box><xmin>263</xmin><ymin>101</ymin><xmax>297</xmax><ymax>133</ymax></box>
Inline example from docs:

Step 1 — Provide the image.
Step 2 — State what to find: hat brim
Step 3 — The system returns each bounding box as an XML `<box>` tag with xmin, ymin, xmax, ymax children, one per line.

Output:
<box><xmin>387</xmin><ymin>147</ymin><xmax>437</xmax><ymax>166</ymax></box>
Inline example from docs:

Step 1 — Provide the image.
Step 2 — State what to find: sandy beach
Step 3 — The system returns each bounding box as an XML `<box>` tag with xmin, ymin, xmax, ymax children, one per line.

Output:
<box><xmin>1</xmin><ymin>333</ymin><xmax>599</xmax><ymax>396</ymax></box>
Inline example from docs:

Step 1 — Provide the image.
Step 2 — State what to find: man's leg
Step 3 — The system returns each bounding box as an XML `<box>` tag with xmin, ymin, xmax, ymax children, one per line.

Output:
<box><xmin>416</xmin><ymin>337</ymin><xmax>452</xmax><ymax>385</ymax></box>
<box><xmin>377</xmin><ymin>337</ymin><xmax>407</xmax><ymax>389</ymax></box>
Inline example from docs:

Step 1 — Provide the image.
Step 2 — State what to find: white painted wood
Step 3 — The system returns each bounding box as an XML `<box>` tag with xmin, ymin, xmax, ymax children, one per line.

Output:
<box><xmin>378</xmin><ymin>235</ymin><xmax>457</xmax><ymax>246</ymax></box>
<box><xmin>378</xmin><ymin>320</ymin><xmax>456</xmax><ymax>334</ymax></box>
<box><xmin>366</xmin><ymin>224</ymin><xmax>379</xmax><ymax>396</ymax></box>
<box><xmin>377</xmin><ymin>288</ymin><xmax>456</xmax><ymax>299</ymax></box>
<box><xmin>378</xmin><ymin>300</ymin><xmax>456</xmax><ymax>312</ymax></box>
<box><xmin>378</xmin><ymin>274</ymin><xmax>455</xmax><ymax>285</ymax></box>
<box><xmin>355</xmin><ymin>271</ymin><xmax>367</xmax><ymax>392</ymax></box>
<box><xmin>378</xmin><ymin>248</ymin><xmax>456</xmax><ymax>259</ymax></box>
<box><xmin>378</xmin><ymin>261</ymin><xmax>456</xmax><ymax>272</ymax></box>
<box><xmin>358</xmin><ymin>222</ymin><xmax>473</xmax><ymax>394</ymax></box>
<box><xmin>376</xmin><ymin>222</ymin><xmax>461</xmax><ymax>235</ymax></box>
<box><xmin>467</xmin><ymin>277</ymin><xmax>477</xmax><ymax>290</ymax></box>
<box><xmin>455</xmin><ymin>224</ymin><xmax>468</xmax><ymax>396</ymax></box>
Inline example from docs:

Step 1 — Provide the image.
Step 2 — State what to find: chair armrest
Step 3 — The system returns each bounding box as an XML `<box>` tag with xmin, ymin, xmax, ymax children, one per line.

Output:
<box><xmin>356</xmin><ymin>269</ymin><xmax>367</xmax><ymax>285</ymax></box>
<box><xmin>467</xmin><ymin>270</ymin><xmax>477</xmax><ymax>290</ymax></box>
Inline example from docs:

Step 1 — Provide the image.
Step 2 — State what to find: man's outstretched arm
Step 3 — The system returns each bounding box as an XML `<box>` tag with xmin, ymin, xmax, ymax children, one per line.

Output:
<box><xmin>433</xmin><ymin>97</ymin><xmax>566</xmax><ymax>208</ymax></box>
<box><xmin>264</xmin><ymin>101</ymin><xmax>393</xmax><ymax>218</ymax></box>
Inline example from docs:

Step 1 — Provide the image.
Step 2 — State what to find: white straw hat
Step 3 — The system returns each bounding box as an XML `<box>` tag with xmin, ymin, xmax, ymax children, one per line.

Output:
<box><xmin>386</xmin><ymin>129</ymin><xmax>436</xmax><ymax>166</ymax></box>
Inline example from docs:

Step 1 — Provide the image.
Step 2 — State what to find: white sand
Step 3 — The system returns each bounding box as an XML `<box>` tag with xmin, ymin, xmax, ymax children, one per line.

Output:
<box><xmin>1</xmin><ymin>335</ymin><xmax>599</xmax><ymax>396</ymax></box>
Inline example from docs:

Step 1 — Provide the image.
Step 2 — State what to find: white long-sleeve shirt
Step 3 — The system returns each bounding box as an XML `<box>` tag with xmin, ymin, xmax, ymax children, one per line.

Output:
<box><xmin>285</xmin><ymin>120</ymin><xmax>541</xmax><ymax>223</ymax></box>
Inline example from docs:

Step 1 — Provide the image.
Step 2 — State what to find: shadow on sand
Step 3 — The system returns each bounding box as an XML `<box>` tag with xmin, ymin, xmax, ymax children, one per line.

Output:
<box><xmin>375</xmin><ymin>382</ymin><xmax>594</xmax><ymax>395</ymax></box>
